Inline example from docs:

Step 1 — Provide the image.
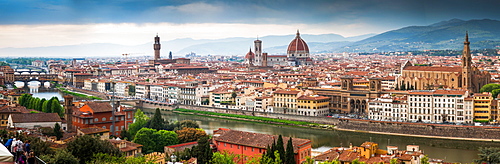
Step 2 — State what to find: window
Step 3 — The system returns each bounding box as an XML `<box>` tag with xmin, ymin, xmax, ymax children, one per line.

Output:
<box><xmin>102</xmin><ymin>117</ymin><xmax>106</xmax><ymax>121</ymax></box>
<box><xmin>95</xmin><ymin>118</ymin><xmax>98</xmax><ymax>122</ymax></box>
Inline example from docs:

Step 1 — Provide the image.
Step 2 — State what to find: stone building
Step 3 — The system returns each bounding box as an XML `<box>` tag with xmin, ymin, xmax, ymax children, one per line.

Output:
<box><xmin>397</xmin><ymin>33</ymin><xmax>490</xmax><ymax>93</ymax></box>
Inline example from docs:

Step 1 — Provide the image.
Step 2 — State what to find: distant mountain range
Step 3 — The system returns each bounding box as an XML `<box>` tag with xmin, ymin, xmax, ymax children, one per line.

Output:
<box><xmin>1</xmin><ymin>19</ymin><xmax>499</xmax><ymax>58</ymax></box>
<box><xmin>338</xmin><ymin>19</ymin><xmax>500</xmax><ymax>52</ymax></box>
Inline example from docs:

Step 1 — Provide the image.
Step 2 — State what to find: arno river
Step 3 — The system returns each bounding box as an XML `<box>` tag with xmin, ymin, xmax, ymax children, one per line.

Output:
<box><xmin>28</xmin><ymin>89</ymin><xmax>500</xmax><ymax>163</ymax></box>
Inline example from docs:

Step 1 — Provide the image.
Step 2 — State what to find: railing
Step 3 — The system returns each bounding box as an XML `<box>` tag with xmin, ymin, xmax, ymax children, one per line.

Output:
<box><xmin>35</xmin><ymin>156</ymin><xmax>47</xmax><ymax>164</ymax></box>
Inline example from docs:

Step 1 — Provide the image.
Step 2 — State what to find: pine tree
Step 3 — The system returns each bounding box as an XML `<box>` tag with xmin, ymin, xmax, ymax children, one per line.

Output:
<box><xmin>285</xmin><ymin>137</ymin><xmax>295</xmax><ymax>164</ymax></box>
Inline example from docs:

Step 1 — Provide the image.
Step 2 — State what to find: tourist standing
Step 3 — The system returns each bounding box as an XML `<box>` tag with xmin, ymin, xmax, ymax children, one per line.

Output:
<box><xmin>4</xmin><ymin>136</ymin><xmax>13</xmax><ymax>151</ymax></box>
<box><xmin>26</xmin><ymin>151</ymin><xmax>35</xmax><ymax>164</ymax></box>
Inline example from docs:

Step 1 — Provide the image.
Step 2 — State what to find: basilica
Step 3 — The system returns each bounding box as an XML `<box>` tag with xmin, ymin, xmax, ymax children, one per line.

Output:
<box><xmin>397</xmin><ymin>33</ymin><xmax>490</xmax><ymax>93</ymax></box>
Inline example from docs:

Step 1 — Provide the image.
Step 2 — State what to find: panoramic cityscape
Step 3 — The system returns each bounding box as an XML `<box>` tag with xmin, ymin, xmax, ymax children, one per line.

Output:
<box><xmin>0</xmin><ymin>0</ymin><xmax>500</xmax><ymax>164</ymax></box>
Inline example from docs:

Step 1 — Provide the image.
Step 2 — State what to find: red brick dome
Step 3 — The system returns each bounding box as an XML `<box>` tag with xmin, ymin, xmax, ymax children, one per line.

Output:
<box><xmin>245</xmin><ymin>48</ymin><xmax>255</xmax><ymax>60</ymax></box>
<box><xmin>287</xmin><ymin>30</ymin><xmax>309</xmax><ymax>54</ymax></box>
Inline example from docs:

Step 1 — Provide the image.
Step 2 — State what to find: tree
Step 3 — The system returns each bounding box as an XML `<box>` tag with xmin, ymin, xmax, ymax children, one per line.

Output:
<box><xmin>42</xmin><ymin>99</ymin><xmax>52</xmax><ymax>113</ymax></box>
<box><xmin>128</xmin><ymin>109</ymin><xmax>150</xmax><ymax>139</ymax></box>
<box><xmin>120</xmin><ymin>129</ymin><xmax>131</xmax><ymax>140</ymax></box>
<box><xmin>53</xmin><ymin>123</ymin><xmax>63</xmax><ymax>140</ymax></box>
<box><xmin>65</xmin><ymin>135</ymin><xmax>121</xmax><ymax>164</ymax></box>
<box><xmin>179</xmin><ymin>120</ymin><xmax>200</xmax><ymax>129</ymax></box>
<box><xmin>40</xmin><ymin>149</ymin><xmax>80</xmax><ymax>164</ymax></box>
<box><xmin>51</xmin><ymin>99</ymin><xmax>63</xmax><ymax>117</ymax></box>
<box><xmin>420</xmin><ymin>155</ymin><xmax>429</xmax><ymax>164</ymax></box>
<box><xmin>231</xmin><ymin>92</ymin><xmax>237</xmax><ymax>105</ymax></box>
<box><xmin>193</xmin><ymin>136</ymin><xmax>212</xmax><ymax>164</ymax></box>
<box><xmin>133</xmin><ymin>128</ymin><xmax>179</xmax><ymax>153</ymax></box>
<box><xmin>475</xmin><ymin>147</ymin><xmax>500</xmax><ymax>164</ymax></box>
<box><xmin>276</xmin><ymin>135</ymin><xmax>286</xmax><ymax>164</ymax></box>
<box><xmin>390</xmin><ymin>158</ymin><xmax>398</xmax><ymax>164</ymax></box>
<box><xmin>211</xmin><ymin>151</ymin><xmax>239</xmax><ymax>164</ymax></box>
<box><xmin>133</xmin><ymin>128</ymin><xmax>157</xmax><ymax>154</ymax></box>
<box><xmin>285</xmin><ymin>137</ymin><xmax>295</xmax><ymax>164</ymax></box>
<box><xmin>147</xmin><ymin>108</ymin><xmax>166</xmax><ymax>130</ymax></box>
<box><xmin>492</xmin><ymin>88</ymin><xmax>500</xmax><ymax>99</ymax></box>
<box><xmin>38</xmin><ymin>98</ymin><xmax>46</xmax><ymax>111</ymax></box>
<box><xmin>154</xmin><ymin>130</ymin><xmax>179</xmax><ymax>151</ymax></box>
<box><xmin>480</xmin><ymin>83</ymin><xmax>500</xmax><ymax>93</ymax></box>
<box><xmin>176</xmin><ymin>127</ymin><xmax>208</xmax><ymax>143</ymax></box>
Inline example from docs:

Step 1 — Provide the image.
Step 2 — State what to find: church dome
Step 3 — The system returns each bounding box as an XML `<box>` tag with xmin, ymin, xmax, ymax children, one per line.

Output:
<box><xmin>287</xmin><ymin>30</ymin><xmax>309</xmax><ymax>54</ymax></box>
<box><xmin>245</xmin><ymin>48</ymin><xmax>255</xmax><ymax>60</ymax></box>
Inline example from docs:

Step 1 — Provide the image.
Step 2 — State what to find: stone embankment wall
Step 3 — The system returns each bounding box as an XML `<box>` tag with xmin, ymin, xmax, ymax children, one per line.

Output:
<box><xmin>178</xmin><ymin>105</ymin><xmax>340</xmax><ymax>125</ymax></box>
<box><xmin>336</xmin><ymin>119</ymin><xmax>500</xmax><ymax>139</ymax></box>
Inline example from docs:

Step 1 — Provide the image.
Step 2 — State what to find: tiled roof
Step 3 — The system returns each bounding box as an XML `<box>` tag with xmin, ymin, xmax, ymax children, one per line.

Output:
<box><xmin>274</xmin><ymin>90</ymin><xmax>300</xmax><ymax>95</ymax></box>
<box><xmin>79</xmin><ymin>127</ymin><xmax>109</xmax><ymax>134</ymax></box>
<box><xmin>85</xmin><ymin>102</ymin><xmax>112</xmax><ymax>113</ymax></box>
<box><xmin>213</xmin><ymin>128</ymin><xmax>311</xmax><ymax>153</ymax></box>
<box><xmin>11</xmin><ymin>113</ymin><xmax>62</xmax><ymax>123</ymax></box>
<box><xmin>404</xmin><ymin>66</ymin><xmax>461</xmax><ymax>72</ymax></box>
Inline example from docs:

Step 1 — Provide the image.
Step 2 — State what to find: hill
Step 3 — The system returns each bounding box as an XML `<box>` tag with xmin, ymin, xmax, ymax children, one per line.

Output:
<box><xmin>338</xmin><ymin>19</ymin><xmax>500</xmax><ymax>52</ymax></box>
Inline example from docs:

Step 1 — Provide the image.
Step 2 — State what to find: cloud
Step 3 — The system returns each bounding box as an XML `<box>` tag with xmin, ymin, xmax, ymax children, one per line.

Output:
<box><xmin>0</xmin><ymin>22</ymin><xmax>383</xmax><ymax>49</ymax></box>
<box><xmin>168</xmin><ymin>2</ymin><xmax>223</xmax><ymax>15</ymax></box>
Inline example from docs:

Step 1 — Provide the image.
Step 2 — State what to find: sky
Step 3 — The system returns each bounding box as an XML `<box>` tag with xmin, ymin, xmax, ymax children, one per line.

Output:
<box><xmin>0</xmin><ymin>0</ymin><xmax>499</xmax><ymax>49</ymax></box>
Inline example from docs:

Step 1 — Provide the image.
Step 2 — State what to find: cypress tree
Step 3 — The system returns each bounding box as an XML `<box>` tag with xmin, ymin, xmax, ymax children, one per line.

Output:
<box><xmin>39</xmin><ymin>98</ymin><xmax>46</xmax><ymax>111</ymax></box>
<box><xmin>147</xmin><ymin>108</ymin><xmax>165</xmax><ymax>130</ymax></box>
<box><xmin>276</xmin><ymin>135</ymin><xmax>285</xmax><ymax>163</ymax></box>
<box><xmin>285</xmin><ymin>137</ymin><xmax>295</xmax><ymax>164</ymax></box>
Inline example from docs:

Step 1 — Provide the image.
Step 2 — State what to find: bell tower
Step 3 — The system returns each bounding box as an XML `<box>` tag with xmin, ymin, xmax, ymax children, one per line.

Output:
<box><xmin>462</xmin><ymin>32</ymin><xmax>473</xmax><ymax>91</ymax></box>
<box><xmin>254</xmin><ymin>39</ymin><xmax>262</xmax><ymax>66</ymax></box>
<box><xmin>154</xmin><ymin>34</ymin><xmax>161</xmax><ymax>60</ymax></box>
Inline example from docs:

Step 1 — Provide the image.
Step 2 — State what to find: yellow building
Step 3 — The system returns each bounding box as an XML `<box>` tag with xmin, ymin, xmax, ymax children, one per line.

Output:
<box><xmin>297</xmin><ymin>95</ymin><xmax>330</xmax><ymax>116</ymax></box>
<box><xmin>273</xmin><ymin>90</ymin><xmax>302</xmax><ymax>114</ymax></box>
<box><xmin>473</xmin><ymin>93</ymin><xmax>493</xmax><ymax>122</ymax></box>
<box><xmin>209</xmin><ymin>89</ymin><xmax>235</xmax><ymax>107</ymax></box>
<box><xmin>360</xmin><ymin>142</ymin><xmax>379</xmax><ymax>159</ymax></box>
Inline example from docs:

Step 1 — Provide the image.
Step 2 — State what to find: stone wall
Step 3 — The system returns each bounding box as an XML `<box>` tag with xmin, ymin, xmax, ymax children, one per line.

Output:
<box><xmin>336</xmin><ymin>119</ymin><xmax>500</xmax><ymax>139</ymax></box>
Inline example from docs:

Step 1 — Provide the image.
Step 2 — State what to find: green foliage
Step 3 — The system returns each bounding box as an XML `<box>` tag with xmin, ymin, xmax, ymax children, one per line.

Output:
<box><xmin>26</xmin><ymin>135</ymin><xmax>55</xmax><ymax>156</ymax></box>
<box><xmin>175</xmin><ymin>108</ymin><xmax>319</xmax><ymax>126</ymax></box>
<box><xmin>133</xmin><ymin>128</ymin><xmax>178</xmax><ymax>153</ymax></box>
<box><xmin>480</xmin><ymin>83</ymin><xmax>500</xmax><ymax>93</ymax></box>
<box><xmin>53</xmin><ymin>123</ymin><xmax>63</xmax><ymax>140</ymax></box>
<box><xmin>420</xmin><ymin>155</ymin><xmax>429</xmax><ymax>164</ymax></box>
<box><xmin>211</xmin><ymin>151</ymin><xmax>239</xmax><ymax>164</ymax></box>
<box><xmin>29</xmin><ymin>111</ymin><xmax>39</xmax><ymax>113</ymax></box>
<box><xmin>475</xmin><ymin>147</ymin><xmax>500</xmax><ymax>164</ymax></box>
<box><xmin>119</xmin><ymin>129</ymin><xmax>131</xmax><ymax>141</ymax></box>
<box><xmin>285</xmin><ymin>137</ymin><xmax>295</xmax><ymax>164</ymax></box>
<box><xmin>390</xmin><ymin>158</ymin><xmax>398</xmax><ymax>164</ymax></box>
<box><xmin>276</xmin><ymin>135</ymin><xmax>285</xmax><ymax>164</ymax></box>
<box><xmin>147</xmin><ymin>108</ymin><xmax>166</xmax><ymax>130</ymax></box>
<box><xmin>492</xmin><ymin>89</ymin><xmax>500</xmax><ymax>99</ymax></box>
<box><xmin>192</xmin><ymin>136</ymin><xmax>212</xmax><ymax>164</ymax></box>
<box><xmin>51</xmin><ymin>99</ymin><xmax>63</xmax><ymax>117</ymax></box>
<box><xmin>40</xmin><ymin>149</ymin><xmax>80</xmax><ymax>164</ymax></box>
<box><xmin>87</xmin><ymin>153</ymin><xmax>154</xmax><ymax>164</ymax></box>
<box><xmin>128</xmin><ymin>109</ymin><xmax>150</xmax><ymax>139</ymax></box>
<box><xmin>65</xmin><ymin>135</ymin><xmax>122</xmax><ymax>164</ymax></box>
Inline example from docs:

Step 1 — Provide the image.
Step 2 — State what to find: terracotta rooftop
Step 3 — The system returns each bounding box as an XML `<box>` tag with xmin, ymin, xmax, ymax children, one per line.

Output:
<box><xmin>213</xmin><ymin>128</ymin><xmax>311</xmax><ymax>153</ymax></box>
<box><xmin>404</xmin><ymin>66</ymin><xmax>461</xmax><ymax>72</ymax></box>
<box><xmin>11</xmin><ymin>113</ymin><xmax>62</xmax><ymax>123</ymax></box>
<box><xmin>79</xmin><ymin>127</ymin><xmax>109</xmax><ymax>134</ymax></box>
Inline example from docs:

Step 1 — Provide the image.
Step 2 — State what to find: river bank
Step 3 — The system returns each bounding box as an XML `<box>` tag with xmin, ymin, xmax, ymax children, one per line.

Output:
<box><xmin>174</xmin><ymin>108</ymin><xmax>335</xmax><ymax>130</ymax></box>
<box><xmin>175</xmin><ymin>105</ymin><xmax>500</xmax><ymax>142</ymax></box>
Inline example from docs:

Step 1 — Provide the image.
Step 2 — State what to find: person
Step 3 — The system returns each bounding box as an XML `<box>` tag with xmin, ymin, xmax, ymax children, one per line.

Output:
<box><xmin>4</xmin><ymin>136</ymin><xmax>13</xmax><ymax>151</ymax></box>
<box><xmin>24</xmin><ymin>140</ymin><xmax>30</xmax><ymax>154</ymax></box>
<box><xmin>26</xmin><ymin>151</ymin><xmax>35</xmax><ymax>164</ymax></box>
<box><xmin>17</xmin><ymin>151</ymin><xmax>26</xmax><ymax>164</ymax></box>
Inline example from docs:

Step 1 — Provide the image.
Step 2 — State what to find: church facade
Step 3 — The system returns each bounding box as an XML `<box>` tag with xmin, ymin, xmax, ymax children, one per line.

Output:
<box><xmin>397</xmin><ymin>33</ymin><xmax>490</xmax><ymax>93</ymax></box>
